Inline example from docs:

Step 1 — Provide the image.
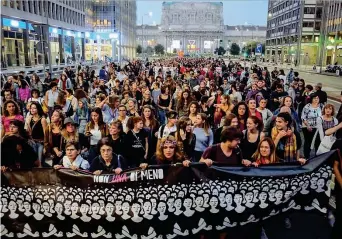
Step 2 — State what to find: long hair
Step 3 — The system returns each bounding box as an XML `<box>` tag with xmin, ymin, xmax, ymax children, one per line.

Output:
<box><xmin>30</xmin><ymin>101</ymin><xmax>45</xmax><ymax>117</ymax></box>
<box><xmin>176</xmin><ymin>116</ymin><xmax>193</xmax><ymax>144</ymax></box>
<box><xmin>197</xmin><ymin>113</ymin><xmax>210</xmax><ymax>136</ymax></box>
<box><xmin>251</xmin><ymin>137</ymin><xmax>278</xmax><ymax>164</ymax></box>
<box><xmin>247</xmin><ymin>116</ymin><xmax>264</xmax><ymax>132</ymax></box>
<box><xmin>142</xmin><ymin>105</ymin><xmax>157</xmax><ymax>130</ymax></box>
<box><xmin>89</xmin><ymin>107</ymin><xmax>105</xmax><ymax>129</ymax></box>
<box><xmin>232</xmin><ymin>102</ymin><xmax>248</xmax><ymax>121</ymax></box>
<box><xmin>2</xmin><ymin>100</ymin><xmax>21</xmax><ymax>116</ymax></box>
<box><xmin>156</xmin><ymin>135</ymin><xmax>183</xmax><ymax>162</ymax></box>
<box><xmin>31</xmin><ymin>73</ymin><xmax>40</xmax><ymax>84</ymax></box>
<box><xmin>188</xmin><ymin>101</ymin><xmax>199</xmax><ymax>116</ymax></box>
<box><xmin>176</xmin><ymin>89</ymin><xmax>192</xmax><ymax>112</ymax></box>
<box><xmin>56</xmin><ymin>91</ymin><xmax>67</xmax><ymax>106</ymax></box>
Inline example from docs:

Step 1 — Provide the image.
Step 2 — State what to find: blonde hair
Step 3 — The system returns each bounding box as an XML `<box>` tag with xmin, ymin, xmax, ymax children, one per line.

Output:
<box><xmin>156</xmin><ymin>135</ymin><xmax>183</xmax><ymax>162</ymax></box>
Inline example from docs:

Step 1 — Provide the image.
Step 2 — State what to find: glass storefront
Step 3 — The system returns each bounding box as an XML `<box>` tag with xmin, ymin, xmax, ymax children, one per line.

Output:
<box><xmin>2</xmin><ymin>28</ymin><xmax>25</xmax><ymax>67</ymax></box>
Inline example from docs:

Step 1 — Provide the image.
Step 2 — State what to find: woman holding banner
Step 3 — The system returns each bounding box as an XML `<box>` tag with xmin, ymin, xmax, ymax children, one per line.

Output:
<box><xmin>89</xmin><ymin>137</ymin><xmax>127</xmax><ymax>175</ymax></box>
<box><xmin>150</xmin><ymin>135</ymin><xmax>190</xmax><ymax>167</ymax></box>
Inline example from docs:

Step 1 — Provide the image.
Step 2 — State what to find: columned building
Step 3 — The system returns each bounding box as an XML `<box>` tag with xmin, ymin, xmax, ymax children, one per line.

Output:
<box><xmin>161</xmin><ymin>2</ymin><xmax>224</xmax><ymax>54</ymax></box>
<box><xmin>265</xmin><ymin>0</ymin><xmax>323</xmax><ymax>65</ymax></box>
<box><xmin>135</xmin><ymin>2</ymin><xmax>266</xmax><ymax>55</ymax></box>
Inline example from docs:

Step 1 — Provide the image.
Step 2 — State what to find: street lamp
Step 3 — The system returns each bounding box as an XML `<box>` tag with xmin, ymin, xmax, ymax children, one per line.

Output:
<box><xmin>141</xmin><ymin>12</ymin><xmax>153</xmax><ymax>56</ymax></box>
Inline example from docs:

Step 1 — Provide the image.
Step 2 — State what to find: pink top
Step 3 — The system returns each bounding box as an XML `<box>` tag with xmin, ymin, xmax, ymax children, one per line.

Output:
<box><xmin>19</xmin><ymin>87</ymin><xmax>30</xmax><ymax>101</ymax></box>
<box><xmin>1</xmin><ymin>115</ymin><xmax>24</xmax><ymax>133</ymax></box>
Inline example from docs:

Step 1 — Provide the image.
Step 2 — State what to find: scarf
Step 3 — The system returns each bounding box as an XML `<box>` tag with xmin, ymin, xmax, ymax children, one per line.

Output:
<box><xmin>271</xmin><ymin>127</ymin><xmax>297</xmax><ymax>162</ymax></box>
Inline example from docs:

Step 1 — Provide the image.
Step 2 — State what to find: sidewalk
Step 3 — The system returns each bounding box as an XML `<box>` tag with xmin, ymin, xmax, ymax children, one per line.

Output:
<box><xmin>260</xmin><ymin>62</ymin><xmax>341</xmax><ymax>78</ymax></box>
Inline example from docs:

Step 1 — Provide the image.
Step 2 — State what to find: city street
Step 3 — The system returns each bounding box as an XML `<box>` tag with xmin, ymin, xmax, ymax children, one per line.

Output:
<box><xmin>251</xmin><ymin>62</ymin><xmax>342</xmax><ymax>110</ymax></box>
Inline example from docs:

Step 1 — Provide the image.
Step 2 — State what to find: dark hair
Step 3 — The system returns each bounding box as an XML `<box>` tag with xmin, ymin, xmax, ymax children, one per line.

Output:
<box><xmin>222</xmin><ymin>113</ymin><xmax>238</xmax><ymax>127</ymax></box>
<box><xmin>30</xmin><ymin>101</ymin><xmax>45</xmax><ymax>117</ymax></box>
<box><xmin>306</xmin><ymin>84</ymin><xmax>313</xmax><ymax>91</ymax></box>
<box><xmin>276</xmin><ymin>112</ymin><xmax>292</xmax><ymax>127</ymax></box>
<box><xmin>90</xmin><ymin>107</ymin><xmax>105</xmax><ymax>127</ymax></box>
<box><xmin>308</xmin><ymin>92</ymin><xmax>320</xmax><ymax>104</ymax></box>
<box><xmin>161</xmin><ymin>85</ymin><xmax>169</xmax><ymax>94</ymax></box>
<box><xmin>248</xmin><ymin>116</ymin><xmax>263</xmax><ymax>132</ymax></box>
<box><xmin>9</xmin><ymin>120</ymin><xmax>28</xmax><ymax>139</ymax></box>
<box><xmin>50</xmin><ymin>82</ymin><xmax>58</xmax><ymax>88</ymax></box>
<box><xmin>220</xmin><ymin>126</ymin><xmax>243</xmax><ymax>143</ymax></box>
<box><xmin>97</xmin><ymin>137</ymin><xmax>113</xmax><ymax>154</ymax></box>
<box><xmin>232</xmin><ymin>102</ymin><xmax>248</xmax><ymax>120</ymax></box>
<box><xmin>31</xmin><ymin>89</ymin><xmax>40</xmax><ymax>97</ymax></box>
<box><xmin>66</xmin><ymin>89</ymin><xmax>73</xmax><ymax>95</ymax></box>
<box><xmin>2</xmin><ymin>99</ymin><xmax>21</xmax><ymax>116</ymax></box>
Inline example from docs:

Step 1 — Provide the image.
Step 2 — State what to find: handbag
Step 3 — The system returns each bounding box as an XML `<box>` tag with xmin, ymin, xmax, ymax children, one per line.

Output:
<box><xmin>317</xmin><ymin>135</ymin><xmax>336</xmax><ymax>155</ymax></box>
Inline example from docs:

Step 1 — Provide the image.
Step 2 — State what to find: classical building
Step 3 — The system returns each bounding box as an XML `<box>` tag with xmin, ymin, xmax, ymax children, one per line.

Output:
<box><xmin>265</xmin><ymin>0</ymin><xmax>323</xmax><ymax>65</ymax></box>
<box><xmin>137</xmin><ymin>2</ymin><xmax>224</xmax><ymax>54</ymax></box>
<box><xmin>1</xmin><ymin>0</ymin><xmax>136</xmax><ymax>68</ymax></box>
<box><xmin>135</xmin><ymin>2</ymin><xmax>266</xmax><ymax>54</ymax></box>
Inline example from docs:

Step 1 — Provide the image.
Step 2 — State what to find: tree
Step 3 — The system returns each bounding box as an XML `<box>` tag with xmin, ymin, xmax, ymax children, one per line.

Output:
<box><xmin>230</xmin><ymin>43</ymin><xmax>240</xmax><ymax>55</ymax></box>
<box><xmin>145</xmin><ymin>46</ymin><xmax>153</xmax><ymax>55</ymax></box>
<box><xmin>136</xmin><ymin>45</ymin><xmax>142</xmax><ymax>54</ymax></box>
<box><xmin>214</xmin><ymin>46</ymin><xmax>226</xmax><ymax>56</ymax></box>
<box><xmin>154</xmin><ymin>44</ymin><xmax>165</xmax><ymax>55</ymax></box>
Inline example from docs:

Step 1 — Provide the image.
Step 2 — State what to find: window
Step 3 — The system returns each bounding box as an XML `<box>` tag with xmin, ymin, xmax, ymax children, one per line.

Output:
<box><xmin>314</xmin><ymin>21</ymin><xmax>321</xmax><ymax>30</ymax></box>
<box><xmin>304</xmin><ymin>7</ymin><xmax>315</xmax><ymax>14</ymax></box>
<box><xmin>303</xmin><ymin>22</ymin><xmax>314</xmax><ymax>27</ymax></box>
<box><xmin>316</xmin><ymin>8</ymin><xmax>322</xmax><ymax>18</ymax></box>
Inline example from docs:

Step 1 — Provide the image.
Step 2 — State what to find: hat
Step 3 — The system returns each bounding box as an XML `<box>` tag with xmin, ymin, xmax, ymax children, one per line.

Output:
<box><xmin>63</xmin><ymin>118</ymin><xmax>78</xmax><ymax>127</ymax></box>
<box><xmin>166</xmin><ymin>111</ymin><xmax>178</xmax><ymax>119</ymax></box>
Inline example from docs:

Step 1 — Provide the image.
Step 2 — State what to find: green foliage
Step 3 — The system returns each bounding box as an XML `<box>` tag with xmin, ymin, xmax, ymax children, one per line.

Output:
<box><xmin>230</xmin><ymin>43</ymin><xmax>240</xmax><ymax>55</ymax></box>
<box><xmin>136</xmin><ymin>45</ymin><xmax>142</xmax><ymax>54</ymax></box>
<box><xmin>154</xmin><ymin>44</ymin><xmax>165</xmax><ymax>55</ymax></box>
<box><xmin>214</xmin><ymin>46</ymin><xmax>226</xmax><ymax>56</ymax></box>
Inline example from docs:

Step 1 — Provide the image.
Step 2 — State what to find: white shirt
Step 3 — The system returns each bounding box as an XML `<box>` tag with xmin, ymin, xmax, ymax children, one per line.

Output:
<box><xmin>62</xmin><ymin>155</ymin><xmax>90</xmax><ymax>170</ymax></box>
<box><xmin>90</xmin><ymin>125</ymin><xmax>102</xmax><ymax>145</ymax></box>
<box><xmin>158</xmin><ymin>124</ymin><xmax>177</xmax><ymax>139</ymax></box>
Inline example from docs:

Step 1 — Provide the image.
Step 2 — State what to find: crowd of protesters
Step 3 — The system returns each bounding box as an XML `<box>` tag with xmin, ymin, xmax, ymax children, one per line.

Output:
<box><xmin>1</xmin><ymin>58</ymin><xmax>342</xmax><ymax>237</ymax></box>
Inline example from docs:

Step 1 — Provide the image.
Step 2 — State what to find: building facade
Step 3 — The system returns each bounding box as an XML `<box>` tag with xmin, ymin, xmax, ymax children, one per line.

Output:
<box><xmin>323</xmin><ymin>0</ymin><xmax>342</xmax><ymax>65</ymax></box>
<box><xmin>135</xmin><ymin>2</ymin><xmax>266</xmax><ymax>55</ymax></box>
<box><xmin>265</xmin><ymin>0</ymin><xmax>323</xmax><ymax>65</ymax></box>
<box><xmin>1</xmin><ymin>0</ymin><xmax>136</xmax><ymax>68</ymax></box>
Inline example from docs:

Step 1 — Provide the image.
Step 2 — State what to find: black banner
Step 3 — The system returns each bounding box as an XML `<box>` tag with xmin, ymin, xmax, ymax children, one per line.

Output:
<box><xmin>0</xmin><ymin>150</ymin><xmax>338</xmax><ymax>238</ymax></box>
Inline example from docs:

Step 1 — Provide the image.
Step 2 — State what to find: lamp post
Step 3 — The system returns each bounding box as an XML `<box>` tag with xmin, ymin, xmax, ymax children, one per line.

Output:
<box><xmin>141</xmin><ymin>12</ymin><xmax>152</xmax><ymax>57</ymax></box>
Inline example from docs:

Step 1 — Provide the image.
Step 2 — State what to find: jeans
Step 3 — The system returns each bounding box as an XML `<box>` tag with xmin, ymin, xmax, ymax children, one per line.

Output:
<box><xmin>78</xmin><ymin>119</ymin><xmax>87</xmax><ymax>134</ymax></box>
<box><xmin>302</xmin><ymin>128</ymin><xmax>318</xmax><ymax>158</ymax></box>
<box><xmin>32</xmin><ymin>141</ymin><xmax>44</xmax><ymax>163</ymax></box>
<box><xmin>158</xmin><ymin>109</ymin><xmax>166</xmax><ymax>125</ymax></box>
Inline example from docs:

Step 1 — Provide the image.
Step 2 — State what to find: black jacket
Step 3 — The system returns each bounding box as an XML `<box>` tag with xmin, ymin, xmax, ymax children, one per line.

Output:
<box><xmin>89</xmin><ymin>153</ymin><xmax>127</xmax><ymax>172</ymax></box>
